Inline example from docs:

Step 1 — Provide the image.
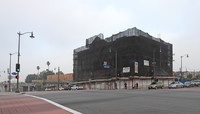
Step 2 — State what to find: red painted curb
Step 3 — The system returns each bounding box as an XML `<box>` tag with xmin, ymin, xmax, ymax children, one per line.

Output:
<box><xmin>0</xmin><ymin>94</ymin><xmax>72</xmax><ymax>114</ymax></box>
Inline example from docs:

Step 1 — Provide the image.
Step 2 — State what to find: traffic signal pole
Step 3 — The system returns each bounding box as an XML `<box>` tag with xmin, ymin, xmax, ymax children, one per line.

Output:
<box><xmin>15</xmin><ymin>32</ymin><xmax>34</xmax><ymax>93</ymax></box>
<box><xmin>16</xmin><ymin>33</ymin><xmax>21</xmax><ymax>93</ymax></box>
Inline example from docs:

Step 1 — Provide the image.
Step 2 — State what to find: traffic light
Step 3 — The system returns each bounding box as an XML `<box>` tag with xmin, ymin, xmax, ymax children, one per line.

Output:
<box><xmin>15</xmin><ymin>75</ymin><xmax>19</xmax><ymax>79</ymax></box>
<box><xmin>117</xmin><ymin>72</ymin><xmax>120</xmax><ymax>77</ymax></box>
<box><xmin>150</xmin><ymin>69</ymin><xmax>154</xmax><ymax>76</ymax></box>
<box><xmin>16</xmin><ymin>64</ymin><xmax>20</xmax><ymax>72</ymax></box>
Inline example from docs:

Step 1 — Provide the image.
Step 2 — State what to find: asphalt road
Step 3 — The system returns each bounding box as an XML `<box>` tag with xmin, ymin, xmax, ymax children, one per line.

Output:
<box><xmin>27</xmin><ymin>88</ymin><xmax>200</xmax><ymax>114</ymax></box>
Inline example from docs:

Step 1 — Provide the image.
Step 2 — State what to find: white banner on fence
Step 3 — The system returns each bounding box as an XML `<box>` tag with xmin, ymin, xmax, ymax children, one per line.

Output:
<box><xmin>135</xmin><ymin>62</ymin><xmax>138</xmax><ymax>73</ymax></box>
<box><xmin>123</xmin><ymin>67</ymin><xmax>130</xmax><ymax>73</ymax></box>
<box><xmin>144</xmin><ymin>60</ymin><xmax>149</xmax><ymax>66</ymax></box>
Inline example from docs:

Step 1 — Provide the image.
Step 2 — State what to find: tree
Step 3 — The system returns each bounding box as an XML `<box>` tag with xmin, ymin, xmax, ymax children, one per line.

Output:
<box><xmin>47</xmin><ymin>61</ymin><xmax>50</xmax><ymax>70</ymax></box>
<box><xmin>56</xmin><ymin>71</ymin><xmax>64</xmax><ymax>75</ymax></box>
<box><xmin>25</xmin><ymin>74</ymin><xmax>37</xmax><ymax>83</ymax></box>
<box><xmin>36</xmin><ymin>66</ymin><xmax>40</xmax><ymax>79</ymax></box>
<box><xmin>25</xmin><ymin>68</ymin><xmax>65</xmax><ymax>84</ymax></box>
<box><xmin>187</xmin><ymin>74</ymin><xmax>192</xmax><ymax>80</ymax></box>
<box><xmin>40</xmin><ymin>70</ymin><xmax>55</xmax><ymax>80</ymax></box>
<box><xmin>37</xmin><ymin>66</ymin><xmax>40</xmax><ymax>71</ymax></box>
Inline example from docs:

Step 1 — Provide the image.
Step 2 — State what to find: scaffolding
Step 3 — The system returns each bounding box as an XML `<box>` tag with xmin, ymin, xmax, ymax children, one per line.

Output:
<box><xmin>73</xmin><ymin>27</ymin><xmax>173</xmax><ymax>81</ymax></box>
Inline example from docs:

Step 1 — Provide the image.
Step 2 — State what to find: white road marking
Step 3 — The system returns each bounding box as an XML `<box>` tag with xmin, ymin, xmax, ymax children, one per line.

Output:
<box><xmin>25</xmin><ymin>94</ymin><xmax>82</xmax><ymax>114</ymax></box>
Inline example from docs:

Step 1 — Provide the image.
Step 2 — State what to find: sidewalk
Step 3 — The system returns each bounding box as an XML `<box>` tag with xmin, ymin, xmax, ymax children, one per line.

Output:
<box><xmin>0</xmin><ymin>93</ymin><xmax>72</xmax><ymax>114</ymax></box>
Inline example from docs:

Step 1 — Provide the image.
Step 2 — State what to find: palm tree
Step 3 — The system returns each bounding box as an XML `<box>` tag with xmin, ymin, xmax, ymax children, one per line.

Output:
<box><xmin>36</xmin><ymin>66</ymin><xmax>40</xmax><ymax>80</ymax></box>
<box><xmin>37</xmin><ymin>66</ymin><xmax>40</xmax><ymax>71</ymax></box>
<box><xmin>47</xmin><ymin>61</ymin><xmax>50</xmax><ymax>71</ymax></box>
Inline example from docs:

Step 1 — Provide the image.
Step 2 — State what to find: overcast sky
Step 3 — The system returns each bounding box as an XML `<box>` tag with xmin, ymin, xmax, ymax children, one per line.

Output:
<box><xmin>0</xmin><ymin>0</ymin><xmax>200</xmax><ymax>82</ymax></box>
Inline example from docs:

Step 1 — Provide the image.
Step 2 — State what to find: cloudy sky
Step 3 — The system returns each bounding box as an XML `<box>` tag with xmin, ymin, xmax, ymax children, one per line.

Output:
<box><xmin>0</xmin><ymin>0</ymin><xmax>200</xmax><ymax>82</ymax></box>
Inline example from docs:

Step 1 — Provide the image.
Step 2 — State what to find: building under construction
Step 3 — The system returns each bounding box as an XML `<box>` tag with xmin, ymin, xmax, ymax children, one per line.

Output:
<box><xmin>73</xmin><ymin>27</ymin><xmax>173</xmax><ymax>89</ymax></box>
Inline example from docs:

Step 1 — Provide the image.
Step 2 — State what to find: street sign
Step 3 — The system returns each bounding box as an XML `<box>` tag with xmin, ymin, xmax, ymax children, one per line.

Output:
<box><xmin>104</xmin><ymin>65</ymin><xmax>110</xmax><ymax>68</ymax></box>
<box><xmin>12</xmin><ymin>72</ymin><xmax>17</xmax><ymax>75</ymax></box>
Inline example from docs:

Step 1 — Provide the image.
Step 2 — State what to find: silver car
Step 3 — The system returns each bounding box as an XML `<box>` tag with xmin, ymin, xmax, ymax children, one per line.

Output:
<box><xmin>191</xmin><ymin>80</ymin><xmax>200</xmax><ymax>86</ymax></box>
<box><xmin>183</xmin><ymin>81</ymin><xmax>192</xmax><ymax>88</ymax></box>
<box><xmin>168</xmin><ymin>81</ymin><xmax>184</xmax><ymax>89</ymax></box>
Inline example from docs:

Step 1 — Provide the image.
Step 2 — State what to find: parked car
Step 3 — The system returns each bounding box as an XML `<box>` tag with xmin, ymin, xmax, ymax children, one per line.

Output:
<box><xmin>64</xmin><ymin>86</ymin><xmax>72</xmax><ymax>90</ymax></box>
<box><xmin>148</xmin><ymin>82</ymin><xmax>164</xmax><ymax>89</ymax></box>
<box><xmin>59</xmin><ymin>87</ymin><xmax>64</xmax><ymax>90</ymax></box>
<box><xmin>45</xmin><ymin>88</ymin><xmax>52</xmax><ymax>91</ymax></box>
<box><xmin>191</xmin><ymin>80</ymin><xmax>200</xmax><ymax>86</ymax></box>
<box><xmin>183</xmin><ymin>81</ymin><xmax>192</xmax><ymax>88</ymax></box>
<box><xmin>168</xmin><ymin>81</ymin><xmax>183</xmax><ymax>89</ymax></box>
<box><xmin>190</xmin><ymin>81</ymin><xmax>196</xmax><ymax>87</ymax></box>
<box><xmin>71</xmin><ymin>85</ymin><xmax>84</xmax><ymax>90</ymax></box>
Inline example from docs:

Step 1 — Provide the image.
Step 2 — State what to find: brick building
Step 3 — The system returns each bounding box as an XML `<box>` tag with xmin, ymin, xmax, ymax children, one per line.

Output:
<box><xmin>46</xmin><ymin>73</ymin><xmax>73</xmax><ymax>88</ymax></box>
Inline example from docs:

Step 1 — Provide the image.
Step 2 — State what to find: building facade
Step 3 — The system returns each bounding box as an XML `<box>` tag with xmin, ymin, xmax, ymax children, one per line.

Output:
<box><xmin>46</xmin><ymin>73</ymin><xmax>73</xmax><ymax>88</ymax></box>
<box><xmin>73</xmin><ymin>27</ymin><xmax>173</xmax><ymax>89</ymax></box>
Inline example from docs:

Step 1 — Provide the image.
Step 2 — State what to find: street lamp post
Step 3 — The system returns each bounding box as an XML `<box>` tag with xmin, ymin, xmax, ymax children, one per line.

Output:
<box><xmin>9</xmin><ymin>52</ymin><xmax>17</xmax><ymax>92</ymax></box>
<box><xmin>57</xmin><ymin>67</ymin><xmax>60</xmax><ymax>90</ymax></box>
<box><xmin>0</xmin><ymin>71</ymin><xmax>5</xmax><ymax>77</ymax></box>
<box><xmin>0</xmin><ymin>71</ymin><xmax>6</xmax><ymax>91</ymax></box>
<box><xmin>16</xmin><ymin>32</ymin><xmax>35</xmax><ymax>93</ymax></box>
<box><xmin>180</xmin><ymin>54</ymin><xmax>189</xmax><ymax>79</ymax></box>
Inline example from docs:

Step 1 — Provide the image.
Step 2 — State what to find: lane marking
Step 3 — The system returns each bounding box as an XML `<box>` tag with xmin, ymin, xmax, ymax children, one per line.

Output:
<box><xmin>25</xmin><ymin>94</ymin><xmax>82</xmax><ymax>114</ymax></box>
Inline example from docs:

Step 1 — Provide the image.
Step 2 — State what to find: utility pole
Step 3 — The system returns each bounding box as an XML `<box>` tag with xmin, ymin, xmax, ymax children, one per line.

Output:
<box><xmin>115</xmin><ymin>50</ymin><xmax>118</xmax><ymax>89</ymax></box>
<box><xmin>115</xmin><ymin>50</ymin><xmax>117</xmax><ymax>79</ymax></box>
<box><xmin>153</xmin><ymin>49</ymin><xmax>156</xmax><ymax>79</ymax></box>
<box><xmin>9</xmin><ymin>53</ymin><xmax>12</xmax><ymax>92</ymax></box>
<box><xmin>160</xmin><ymin>46</ymin><xmax>162</xmax><ymax>67</ymax></box>
<box><xmin>58</xmin><ymin>67</ymin><xmax>60</xmax><ymax>90</ymax></box>
<box><xmin>180</xmin><ymin>54</ymin><xmax>189</xmax><ymax>79</ymax></box>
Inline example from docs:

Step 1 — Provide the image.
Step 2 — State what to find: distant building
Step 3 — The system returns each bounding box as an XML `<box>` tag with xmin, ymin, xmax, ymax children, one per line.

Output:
<box><xmin>47</xmin><ymin>73</ymin><xmax>73</xmax><ymax>81</ymax></box>
<box><xmin>73</xmin><ymin>27</ymin><xmax>174</xmax><ymax>89</ymax></box>
<box><xmin>182</xmin><ymin>71</ymin><xmax>200</xmax><ymax>79</ymax></box>
<box><xmin>46</xmin><ymin>73</ymin><xmax>73</xmax><ymax>87</ymax></box>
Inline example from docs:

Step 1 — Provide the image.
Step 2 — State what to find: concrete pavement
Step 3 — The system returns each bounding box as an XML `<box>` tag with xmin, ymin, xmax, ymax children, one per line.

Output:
<box><xmin>2</xmin><ymin>88</ymin><xmax>200</xmax><ymax>114</ymax></box>
<box><xmin>27</xmin><ymin>88</ymin><xmax>200</xmax><ymax>114</ymax></box>
<box><xmin>0</xmin><ymin>92</ymin><xmax>72</xmax><ymax>114</ymax></box>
